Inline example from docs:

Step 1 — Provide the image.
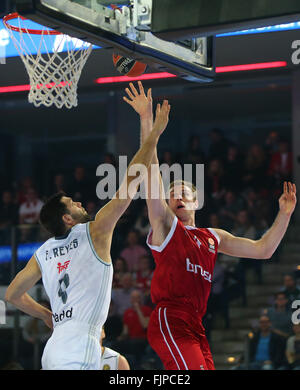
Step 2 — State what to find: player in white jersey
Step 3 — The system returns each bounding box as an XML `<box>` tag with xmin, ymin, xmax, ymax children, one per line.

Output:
<box><xmin>5</xmin><ymin>99</ymin><xmax>171</xmax><ymax>370</ymax></box>
<box><xmin>100</xmin><ymin>327</ymin><xmax>130</xmax><ymax>370</ymax></box>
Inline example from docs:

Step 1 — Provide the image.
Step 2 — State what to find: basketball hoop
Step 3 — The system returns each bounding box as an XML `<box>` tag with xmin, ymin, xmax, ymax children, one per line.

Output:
<box><xmin>3</xmin><ymin>13</ymin><xmax>93</xmax><ymax>109</ymax></box>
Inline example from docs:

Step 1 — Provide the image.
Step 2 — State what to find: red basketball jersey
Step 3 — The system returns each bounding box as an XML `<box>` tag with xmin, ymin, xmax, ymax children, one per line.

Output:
<box><xmin>147</xmin><ymin>216</ymin><xmax>220</xmax><ymax>319</ymax></box>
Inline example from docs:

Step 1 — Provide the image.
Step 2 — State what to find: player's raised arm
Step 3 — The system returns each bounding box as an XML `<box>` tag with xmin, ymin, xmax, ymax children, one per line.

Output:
<box><xmin>91</xmin><ymin>99</ymin><xmax>170</xmax><ymax>234</ymax></box>
<box><xmin>214</xmin><ymin>181</ymin><xmax>297</xmax><ymax>259</ymax></box>
<box><xmin>123</xmin><ymin>82</ymin><xmax>175</xmax><ymax>238</ymax></box>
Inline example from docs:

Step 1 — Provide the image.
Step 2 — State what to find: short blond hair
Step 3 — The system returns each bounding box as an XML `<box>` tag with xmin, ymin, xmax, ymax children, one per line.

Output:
<box><xmin>166</xmin><ymin>180</ymin><xmax>198</xmax><ymax>202</ymax></box>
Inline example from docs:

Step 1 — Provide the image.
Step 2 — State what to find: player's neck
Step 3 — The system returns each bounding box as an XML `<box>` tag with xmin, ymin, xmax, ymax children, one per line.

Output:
<box><xmin>180</xmin><ymin>215</ymin><xmax>196</xmax><ymax>227</ymax></box>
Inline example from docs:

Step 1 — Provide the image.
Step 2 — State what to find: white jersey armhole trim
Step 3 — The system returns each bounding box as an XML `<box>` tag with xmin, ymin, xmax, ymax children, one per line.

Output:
<box><xmin>146</xmin><ymin>216</ymin><xmax>178</xmax><ymax>253</ymax></box>
<box><xmin>207</xmin><ymin>228</ymin><xmax>221</xmax><ymax>245</ymax></box>
<box><xmin>86</xmin><ymin>222</ymin><xmax>111</xmax><ymax>266</ymax></box>
<box><xmin>116</xmin><ymin>353</ymin><xmax>120</xmax><ymax>369</ymax></box>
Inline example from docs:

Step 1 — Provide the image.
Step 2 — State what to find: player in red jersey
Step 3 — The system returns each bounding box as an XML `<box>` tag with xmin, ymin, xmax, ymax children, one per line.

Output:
<box><xmin>123</xmin><ymin>81</ymin><xmax>297</xmax><ymax>370</ymax></box>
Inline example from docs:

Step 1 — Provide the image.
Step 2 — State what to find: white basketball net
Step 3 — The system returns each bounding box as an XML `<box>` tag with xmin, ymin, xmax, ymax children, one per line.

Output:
<box><xmin>5</xmin><ymin>15</ymin><xmax>93</xmax><ymax>109</ymax></box>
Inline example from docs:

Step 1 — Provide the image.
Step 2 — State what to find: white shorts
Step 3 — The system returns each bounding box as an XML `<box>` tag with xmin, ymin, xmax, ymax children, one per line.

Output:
<box><xmin>41</xmin><ymin>320</ymin><xmax>102</xmax><ymax>370</ymax></box>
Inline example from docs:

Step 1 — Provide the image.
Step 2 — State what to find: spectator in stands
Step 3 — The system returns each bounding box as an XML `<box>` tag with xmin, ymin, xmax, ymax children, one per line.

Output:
<box><xmin>103</xmin><ymin>152</ymin><xmax>117</xmax><ymax>167</ymax></box>
<box><xmin>232</xmin><ymin>209</ymin><xmax>263</xmax><ymax>285</ymax></box>
<box><xmin>223</xmin><ymin>144</ymin><xmax>244</xmax><ymax>193</ymax></box>
<box><xmin>134</xmin><ymin>205</ymin><xmax>151</xmax><ymax>239</ymax></box>
<box><xmin>19</xmin><ymin>188</ymin><xmax>43</xmax><ymax>225</ymax></box>
<box><xmin>234</xmin><ymin>315</ymin><xmax>286</xmax><ymax>370</ymax></box>
<box><xmin>160</xmin><ymin>150</ymin><xmax>174</xmax><ymax>167</ymax></box>
<box><xmin>208</xmin><ymin>213</ymin><xmax>220</xmax><ymax>229</ymax></box>
<box><xmin>160</xmin><ymin>150</ymin><xmax>178</xmax><ymax>184</ymax></box>
<box><xmin>51</xmin><ymin>173</ymin><xmax>67</xmax><ymax>195</ymax></box>
<box><xmin>280</xmin><ymin>273</ymin><xmax>300</xmax><ymax>307</ymax></box>
<box><xmin>111</xmin><ymin>272</ymin><xmax>135</xmax><ymax>317</ymax></box>
<box><xmin>0</xmin><ymin>190</ymin><xmax>19</xmax><ymax>245</ymax></box>
<box><xmin>113</xmin><ymin>206</ymin><xmax>136</xmax><ymax>255</ymax></box>
<box><xmin>286</xmin><ymin>323</ymin><xmax>300</xmax><ymax>369</ymax></box>
<box><xmin>19</xmin><ymin>188</ymin><xmax>44</xmax><ymax>242</ymax></box>
<box><xmin>68</xmin><ymin>165</ymin><xmax>94</xmax><ymax>206</ymax></box>
<box><xmin>185</xmin><ymin>135</ymin><xmax>206</xmax><ymax>165</ymax></box>
<box><xmin>113</xmin><ymin>289</ymin><xmax>152</xmax><ymax>369</ymax></box>
<box><xmin>134</xmin><ymin>255</ymin><xmax>153</xmax><ymax>296</ymax></box>
<box><xmin>268</xmin><ymin>138</ymin><xmax>293</xmax><ymax>192</ymax></box>
<box><xmin>119</xmin><ymin>229</ymin><xmax>148</xmax><ymax>272</ymax></box>
<box><xmin>243</xmin><ymin>144</ymin><xmax>268</xmax><ymax>191</ymax></box>
<box><xmin>263</xmin><ymin>292</ymin><xmax>293</xmax><ymax>339</ymax></box>
<box><xmin>112</xmin><ymin>257</ymin><xmax>128</xmax><ymax>289</ymax></box>
<box><xmin>205</xmin><ymin>158</ymin><xmax>226</xmax><ymax>209</ymax></box>
<box><xmin>225</xmin><ymin>208</ymin><xmax>262</xmax><ymax>303</ymax></box>
<box><xmin>232</xmin><ymin>209</ymin><xmax>257</xmax><ymax>240</ymax></box>
<box><xmin>208</xmin><ymin>128</ymin><xmax>232</xmax><ymax>162</ymax></box>
<box><xmin>219</xmin><ymin>190</ymin><xmax>245</xmax><ymax>231</ymax></box>
<box><xmin>16</xmin><ymin>177</ymin><xmax>34</xmax><ymax>205</ymax></box>
<box><xmin>264</xmin><ymin>130</ymin><xmax>280</xmax><ymax>156</ymax></box>
<box><xmin>243</xmin><ymin>189</ymin><xmax>270</xmax><ymax>232</ymax></box>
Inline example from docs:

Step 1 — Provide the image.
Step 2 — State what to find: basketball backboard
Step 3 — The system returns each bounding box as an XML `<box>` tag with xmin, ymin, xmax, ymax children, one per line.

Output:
<box><xmin>12</xmin><ymin>0</ymin><xmax>215</xmax><ymax>83</ymax></box>
<box><xmin>150</xmin><ymin>0</ymin><xmax>300</xmax><ymax>40</ymax></box>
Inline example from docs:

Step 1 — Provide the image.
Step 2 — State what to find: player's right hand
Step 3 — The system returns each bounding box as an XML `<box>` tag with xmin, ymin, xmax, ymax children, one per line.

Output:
<box><xmin>152</xmin><ymin>100</ymin><xmax>171</xmax><ymax>136</ymax></box>
<box><xmin>123</xmin><ymin>81</ymin><xmax>152</xmax><ymax>119</ymax></box>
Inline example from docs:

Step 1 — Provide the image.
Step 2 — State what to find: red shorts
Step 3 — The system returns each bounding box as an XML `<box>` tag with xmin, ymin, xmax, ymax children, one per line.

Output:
<box><xmin>147</xmin><ymin>306</ymin><xmax>215</xmax><ymax>370</ymax></box>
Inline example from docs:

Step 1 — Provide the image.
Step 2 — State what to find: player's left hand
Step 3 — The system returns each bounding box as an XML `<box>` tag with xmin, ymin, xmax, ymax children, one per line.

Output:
<box><xmin>123</xmin><ymin>81</ymin><xmax>152</xmax><ymax>119</ymax></box>
<box><xmin>279</xmin><ymin>181</ymin><xmax>297</xmax><ymax>217</ymax></box>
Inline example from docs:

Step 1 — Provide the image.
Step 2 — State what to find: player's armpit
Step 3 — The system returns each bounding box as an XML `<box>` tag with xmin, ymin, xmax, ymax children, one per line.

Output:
<box><xmin>150</xmin><ymin>206</ymin><xmax>176</xmax><ymax>248</ymax></box>
<box><xmin>213</xmin><ymin>228</ymin><xmax>268</xmax><ymax>259</ymax></box>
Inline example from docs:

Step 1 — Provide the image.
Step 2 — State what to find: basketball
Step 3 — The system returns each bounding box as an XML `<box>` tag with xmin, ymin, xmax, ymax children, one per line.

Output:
<box><xmin>112</xmin><ymin>53</ymin><xmax>147</xmax><ymax>77</ymax></box>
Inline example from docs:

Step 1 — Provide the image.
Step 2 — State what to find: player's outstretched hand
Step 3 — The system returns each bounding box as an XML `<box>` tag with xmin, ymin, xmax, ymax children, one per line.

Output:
<box><xmin>279</xmin><ymin>181</ymin><xmax>297</xmax><ymax>217</ymax></box>
<box><xmin>123</xmin><ymin>81</ymin><xmax>152</xmax><ymax>119</ymax></box>
<box><xmin>152</xmin><ymin>100</ymin><xmax>170</xmax><ymax>136</ymax></box>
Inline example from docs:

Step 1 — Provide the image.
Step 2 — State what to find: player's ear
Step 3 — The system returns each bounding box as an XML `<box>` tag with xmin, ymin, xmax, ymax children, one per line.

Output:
<box><xmin>62</xmin><ymin>213</ymin><xmax>74</xmax><ymax>226</ymax></box>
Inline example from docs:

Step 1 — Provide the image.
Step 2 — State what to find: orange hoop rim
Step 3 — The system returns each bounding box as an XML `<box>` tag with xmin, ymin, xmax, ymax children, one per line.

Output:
<box><xmin>3</xmin><ymin>12</ymin><xmax>62</xmax><ymax>35</ymax></box>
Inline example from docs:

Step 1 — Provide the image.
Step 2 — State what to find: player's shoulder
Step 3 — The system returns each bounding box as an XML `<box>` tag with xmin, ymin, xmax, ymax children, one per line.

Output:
<box><xmin>36</xmin><ymin>223</ymin><xmax>88</xmax><ymax>248</ymax></box>
<box><xmin>103</xmin><ymin>346</ymin><xmax>120</xmax><ymax>359</ymax></box>
<box><xmin>197</xmin><ymin>226</ymin><xmax>221</xmax><ymax>244</ymax></box>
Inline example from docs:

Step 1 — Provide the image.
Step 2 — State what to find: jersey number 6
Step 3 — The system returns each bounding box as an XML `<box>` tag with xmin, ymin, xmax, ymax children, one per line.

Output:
<box><xmin>58</xmin><ymin>273</ymin><xmax>70</xmax><ymax>304</ymax></box>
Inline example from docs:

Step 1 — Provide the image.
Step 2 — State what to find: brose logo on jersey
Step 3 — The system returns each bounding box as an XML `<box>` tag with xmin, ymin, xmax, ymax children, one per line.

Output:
<box><xmin>208</xmin><ymin>238</ymin><xmax>215</xmax><ymax>254</ymax></box>
<box><xmin>53</xmin><ymin>307</ymin><xmax>73</xmax><ymax>323</ymax></box>
<box><xmin>186</xmin><ymin>258</ymin><xmax>212</xmax><ymax>282</ymax></box>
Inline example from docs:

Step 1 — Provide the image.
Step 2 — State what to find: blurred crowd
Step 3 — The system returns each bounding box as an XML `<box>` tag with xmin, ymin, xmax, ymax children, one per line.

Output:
<box><xmin>231</xmin><ymin>273</ymin><xmax>300</xmax><ymax>370</ymax></box>
<box><xmin>0</xmin><ymin>128</ymin><xmax>296</xmax><ymax>369</ymax></box>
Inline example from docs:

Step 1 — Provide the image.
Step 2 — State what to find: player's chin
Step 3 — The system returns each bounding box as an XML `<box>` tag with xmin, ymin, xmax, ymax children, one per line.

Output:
<box><xmin>175</xmin><ymin>207</ymin><xmax>188</xmax><ymax>218</ymax></box>
<box><xmin>176</xmin><ymin>206</ymin><xmax>196</xmax><ymax>217</ymax></box>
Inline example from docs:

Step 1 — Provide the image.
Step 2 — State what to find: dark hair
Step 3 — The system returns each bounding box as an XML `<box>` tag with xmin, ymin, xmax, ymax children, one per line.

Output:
<box><xmin>39</xmin><ymin>192</ymin><xmax>69</xmax><ymax>236</ymax></box>
<box><xmin>274</xmin><ymin>291</ymin><xmax>288</xmax><ymax>299</ymax></box>
<box><xmin>284</xmin><ymin>272</ymin><xmax>296</xmax><ymax>281</ymax></box>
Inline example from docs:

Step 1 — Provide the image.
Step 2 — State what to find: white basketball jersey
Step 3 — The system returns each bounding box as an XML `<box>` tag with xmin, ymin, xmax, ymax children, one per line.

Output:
<box><xmin>34</xmin><ymin>222</ymin><xmax>113</xmax><ymax>328</ymax></box>
<box><xmin>101</xmin><ymin>347</ymin><xmax>119</xmax><ymax>370</ymax></box>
